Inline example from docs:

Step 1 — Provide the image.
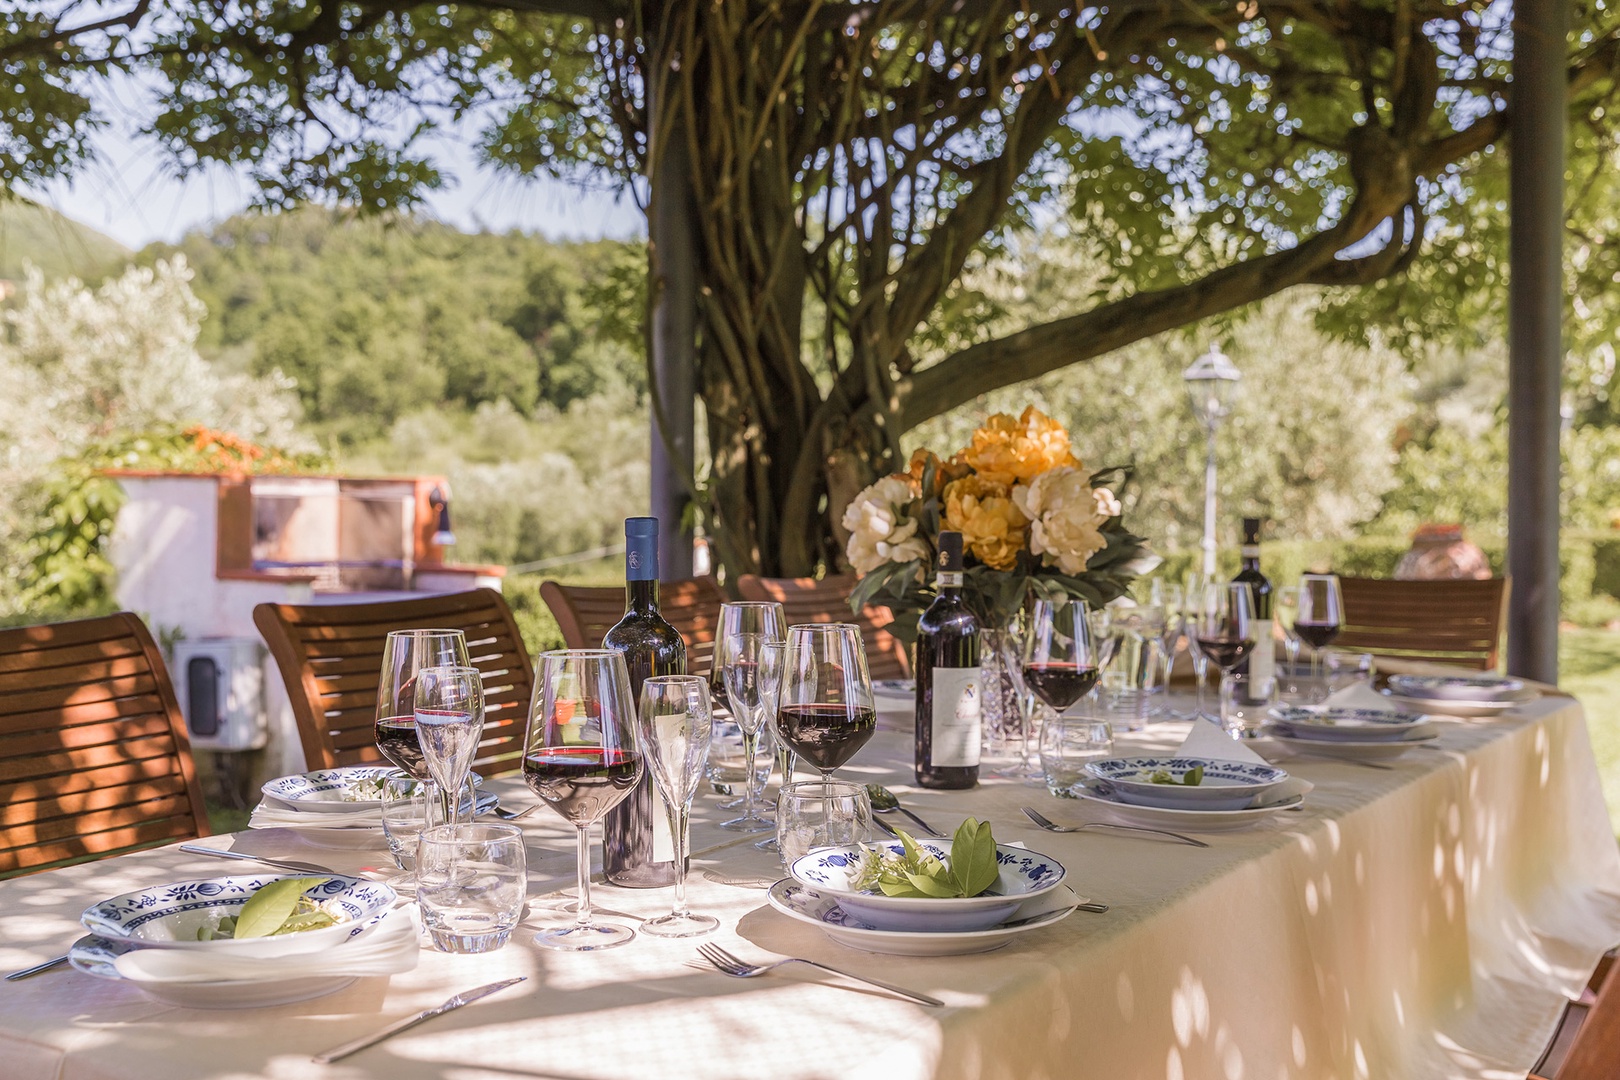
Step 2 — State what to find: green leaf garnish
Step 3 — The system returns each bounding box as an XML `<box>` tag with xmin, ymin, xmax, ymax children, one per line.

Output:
<box><xmin>232</xmin><ymin>877</ymin><xmax>332</xmax><ymax>939</ymax></box>
<box><xmin>1149</xmin><ymin>766</ymin><xmax>1204</xmax><ymax>786</ymax></box>
<box><xmin>850</xmin><ymin>819</ymin><xmax>1000</xmax><ymax>899</ymax></box>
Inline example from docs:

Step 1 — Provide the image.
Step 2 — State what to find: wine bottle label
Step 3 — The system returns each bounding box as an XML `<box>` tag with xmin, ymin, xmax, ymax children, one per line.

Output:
<box><xmin>1241</xmin><ymin>544</ymin><xmax>1260</xmax><ymax>559</ymax></box>
<box><xmin>930</xmin><ymin>667</ymin><xmax>981</xmax><ymax>767</ymax></box>
<box><xmin>1251</xmin><ymin>618</ymin><xmax>1275</xmax><ymax>685</ymax></box>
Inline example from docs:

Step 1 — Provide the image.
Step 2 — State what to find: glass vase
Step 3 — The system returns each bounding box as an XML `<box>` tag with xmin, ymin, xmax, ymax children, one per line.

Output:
<box><xmin>978</xmin><ymin>627</ymin><xmax>1033</xmax><ymax>777</ymax></box>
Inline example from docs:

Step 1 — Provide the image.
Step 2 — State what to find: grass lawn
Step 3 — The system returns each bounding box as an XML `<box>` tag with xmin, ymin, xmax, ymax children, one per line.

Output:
<box><xmin>1559</xmin><ymin>628</ymin><xmax>1620</xmax><ymax>836</ymax></box>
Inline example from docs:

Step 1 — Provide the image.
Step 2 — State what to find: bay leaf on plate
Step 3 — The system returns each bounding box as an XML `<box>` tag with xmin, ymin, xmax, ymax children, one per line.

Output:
<box><xmin>234</xmin><ymin>877</ymin><xmax>331</xmax><ymax>939</ymax></box>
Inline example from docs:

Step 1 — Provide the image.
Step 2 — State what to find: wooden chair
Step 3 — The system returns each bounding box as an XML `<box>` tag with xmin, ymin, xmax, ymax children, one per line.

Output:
<box><xmin>1333</xmin><ymin>576</ymin><xmax>1510</xmax><ymax>671</ymax></box>
<box><xmin>734</xmin><ymin>573</ymin><xmax>912</xmax><ymax>680</ymax></box>
<box><xmin>1532</xmin><ymin>950</ymin><xmax>1620</xmax><ymax>1079</ymax></box>
<box><xmin>0</xmin><ymin>612</ymin><xmax>210</xmax><ymax>877</ymax></box>
<box><xmin>254</xmin><ymin>588</ymin><xmax>533</xmax><ymax>777</ymax></box>
<box><xmin>540</xmin><ymin>576</ymin><xmax>726</xmax><ymax>674</ymax></box>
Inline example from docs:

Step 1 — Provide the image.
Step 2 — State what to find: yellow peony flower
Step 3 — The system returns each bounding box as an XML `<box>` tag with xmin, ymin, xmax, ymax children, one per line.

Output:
<box><xmin>943</xmin><ymin>475</ymin><xmax>1028</xmax><ymax>571</ymax></box>
<box><xmin>958</xmin><ymin>406</ymin><xmax>1083</xmax><ymax>486</ymax></box>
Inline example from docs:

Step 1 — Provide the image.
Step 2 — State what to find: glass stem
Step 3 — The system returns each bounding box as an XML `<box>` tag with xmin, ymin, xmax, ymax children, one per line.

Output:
<box><xmin>670</xmin><ymin>804</ymin><xmax>690</xmax><ymax>917</ymax></box>
<box><xmin>1194</xmin><ymin>655</ymin><xmax>1209</xmax><ymax>718</ymax></box>
<box><xmin>574</xmin><ymin>825</ymin><xmax>593</xmax><ymax>929</ymax></box>
<box><xmin>740</xmin><ymin>726</ymin><xmax>760</xmax><ymax>820</ymax></box>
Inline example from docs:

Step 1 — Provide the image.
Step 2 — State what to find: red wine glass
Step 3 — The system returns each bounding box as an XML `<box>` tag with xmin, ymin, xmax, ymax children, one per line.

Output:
<box><xmin>776</xmin><ymin>624</ymin><xmax>877</xmax><ymax>780</ymax></box>
<box><xmin>1019</xmin><ymin>598</ymin><xmax>1099</xmax><ymax>718</ymax></box>
<box><xmin>1295</xmin><ymin>573</ymin><xmax>1345</xmax><ymax>683</ymax></box>
<box><xmin>1191</xmin><ymin>582</ymin><xmax>1257</xmax><ymax>731</ymax></box>
<box><xmin>524</xmin><ymin>649</ymin><xmax>643</xmax><ymax>951</ymax></box>
<box><xmin>377</xmin><ymin>630</ymin><xmax>471</xmax><ymax>820</ymax></box>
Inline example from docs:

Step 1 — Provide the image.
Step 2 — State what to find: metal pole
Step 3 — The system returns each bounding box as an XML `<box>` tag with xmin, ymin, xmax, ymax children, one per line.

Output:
<box><xmin>1507</xmin><ymin>0</ymin><xmax>1567</xmax><ymax>681</ymax></box>
<box><xmin>1202</xmin><ymin>422</ymin><xmax>1219</xmax><ymax>579</ymax></box>
<box><xmin>647</xmin><ymin>68</ymin><xmax>697</xmax><ymax>580</ymax></box>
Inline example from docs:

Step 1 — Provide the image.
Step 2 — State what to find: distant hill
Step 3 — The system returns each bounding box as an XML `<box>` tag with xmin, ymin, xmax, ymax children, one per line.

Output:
<box><xmin>0</xmin><ymin>199</ymin><xmax>130</xmax><ymax>283</ymax></box>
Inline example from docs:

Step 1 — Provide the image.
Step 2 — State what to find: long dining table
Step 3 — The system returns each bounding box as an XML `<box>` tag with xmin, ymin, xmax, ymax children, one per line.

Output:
<box><xmin>3</xmin><ymin>689</ymin><xmax>1619</xmax><ymax>1080</ymax></box>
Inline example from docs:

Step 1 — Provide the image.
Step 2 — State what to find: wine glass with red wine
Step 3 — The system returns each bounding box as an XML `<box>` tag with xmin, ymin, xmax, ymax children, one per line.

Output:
<box><xmin>523</xmin><ymin>649</ymin><xmax>643</xmax><ymax>951</ymax></box>
<box><xmin>1019</xmin><ymin>598</ymin><xmax>1099</xmax><ymax>718</ymax></box>
<box><xmin>776</xmin><ymin>624</ymin><xmax>877</xmax><ymax>780</ymax></box>
<box><xmin>376</xmin><ymin>630</ymin><xmax>472</xmax><ymax>818</ymax></box>
<box><xmin>1294</xmin><ymin>573</ymin><xmax>1345</xmax><ymax>683</ymax></box>
<box><xmin>1191</xmin><ymin>582</ymin><xmax>1257</xmax><ymax>731</ymax></box>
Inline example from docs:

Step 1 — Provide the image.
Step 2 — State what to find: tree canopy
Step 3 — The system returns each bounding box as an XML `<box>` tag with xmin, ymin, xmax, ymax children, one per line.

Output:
<box><xmin>10</xmin><ymin>2</ymin><xmax>1620</xmax><ymax>574</ymax></box>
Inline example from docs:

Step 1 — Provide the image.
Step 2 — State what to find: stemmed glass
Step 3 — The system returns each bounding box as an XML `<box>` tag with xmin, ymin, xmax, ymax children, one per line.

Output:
<box><xmin>1018</xmin><ymin>599</ymin><xmax>1098</xmax><ymax>722</ymax></box>
<box><xmin>1275</xmin><ymin>585</ymin><xmax>1301</xmax><ymax>667</ymax></box>
<box><xmin>1190</xmin><ymin>582</ymin><xmax>1258</xmax><ymax>731</ymax></box>
<box><xmin>376</xmin><ymin>629</ymin><xmax>471</xmax><ymax>817</ymax></box>
<box><xmin>1152</xmin><ymin>582</ymin><xmax>1189</xmax><ymax>719</ymax></box>
<box><xmin>754</xmin><ymin>640</ymin><xmax>792</xmax><ymax>852</ymax></box>
<box><xmin>1181</xmin><ymin>574</ymin><xmax>1215</xmax><ymax>720</ymax></box>
<box><xmin>522</xmin><ymin>650</ymin><xmax>643</xmax><ymax>951</ymax></box>
<box><xmin>634</xmin><ymin>675</ymin><xmax>718</xmax><ymax>937</ymax></box>
<box><xmin>1295</xmin><ymin>574</ymin><xmax>1345</xmax><ymax>681</ymax></box>
<box><xmin>776</xmin><ymin>624</ymin><xmax>877</xmax><ymax>779</ymax></box>
<box><xmin>714</xmin><ymin>602</ymin><xmax>787</xmax><ymax>831</ymax></box>
<box><xmin>414</xmin><ymin>665</ymin><xmax>485</xmax><ymax>825</ymax></box>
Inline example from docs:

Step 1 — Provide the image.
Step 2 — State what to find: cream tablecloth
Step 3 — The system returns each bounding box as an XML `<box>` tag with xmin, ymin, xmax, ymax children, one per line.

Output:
<box><xmin>3</xmin><ymin>694</ymin><xmax>1618</xmax><ymax>1080</ymax></box>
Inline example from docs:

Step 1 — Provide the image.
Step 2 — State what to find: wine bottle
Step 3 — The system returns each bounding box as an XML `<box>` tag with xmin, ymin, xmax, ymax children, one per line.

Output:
<box><xmin>914</xmin><ymin>531</ymin><xmax>980</xmax><ymax>789</ymax></box>
<box><xmin>601</xmin><ymin>516</ymin><xmax>685</xmax><ymax>887</ymax></box>
<box><xmin>1233</xmin><ymin>516</ymin><xmax>1274</xmax><ymax>686</ymax></box>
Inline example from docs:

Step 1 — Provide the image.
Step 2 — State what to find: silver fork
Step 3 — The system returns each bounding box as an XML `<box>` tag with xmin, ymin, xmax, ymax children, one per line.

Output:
<box><xmin>487</xmin><ymin>803</ymin><xmax>539</xmax><ymax>821</ymax></box>
<box><xmin>696</xmin><ymin>943</ymin><xmax>944</xmax><ymax>1007</ymax></box>
<box><xmin>1021</xmin><ymin>806</ymin><xmax>1209</xmax><ymax>848</ymax></box>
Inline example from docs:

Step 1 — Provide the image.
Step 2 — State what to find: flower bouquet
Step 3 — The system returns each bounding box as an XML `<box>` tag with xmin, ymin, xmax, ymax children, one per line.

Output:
<box><xmin>842</xmin><ymin>406</ymin><xmax>1156</xmax><ymax>642</ymax></box>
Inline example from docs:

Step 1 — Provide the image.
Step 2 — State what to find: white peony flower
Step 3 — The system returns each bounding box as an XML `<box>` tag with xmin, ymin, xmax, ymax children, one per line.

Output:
<box><xmin>1011</xmin><ymin>466</ymin><xmax>1112</xmax><ymax>576</ymax></box>
<box><xmin>842</xmin><ymin>475</ymin><xmax>930</xmax><ymax>575</ymax></box>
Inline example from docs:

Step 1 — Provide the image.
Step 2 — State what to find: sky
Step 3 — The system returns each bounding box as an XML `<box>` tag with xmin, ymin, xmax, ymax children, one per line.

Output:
<box><xmin>29</xmin><ymin>105</ymin><xmax>647</xmax><ymax>251</ymax></box>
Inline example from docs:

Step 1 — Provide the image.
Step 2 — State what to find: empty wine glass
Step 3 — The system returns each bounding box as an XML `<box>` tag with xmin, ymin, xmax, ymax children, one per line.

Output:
<box><xmin>523</xmin><ymin>649</ymin><xmax>643</xmax><ymax>951</ymax></box>
<box><xmin>634</xmin><ymin>675</ymin><xmax>718</xmax><ymax>937</ymax></box>
<box><xmin>1181</xmin><ymin>573</ymin><xmax>1214</xmax><ymax>720</ymax></box>
<box><xmin>1149</xmin><ymin>580</ymin><xmax>1186</xmax><ymax>718</ymax></box>
<box><xmin>755</xmin><ymin>640</ymin><xmax>792</xmax><ymax>852</ymax></box>
<box><xmin>776</xmin><ymin>624</ymin><xmax>876</xmax><ymax>779</ymax></box>
<box><xmin>715</xmin><ymin>601</ymin><xmax>787</xmax><ymax>831</ymax></box>
<box><xmin>1296</xmin><ymin>573</ymin><xmax>1345</xmax><ymax>681</ymax></box>
<box><xmin>414</xmin><ymin>665</ymin><xmax>485</xmax><ymax>825</ymax></box>
<box><xmin>1191</xmin><ymin>582</ymin><xmax>1258</xmax><ymax>732</ymax></box>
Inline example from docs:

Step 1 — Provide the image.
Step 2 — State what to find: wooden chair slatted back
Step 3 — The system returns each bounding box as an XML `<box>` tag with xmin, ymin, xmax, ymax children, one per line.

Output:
<box><xmin>0</xmin><ymin>613</ymin><xmax>210</xmax><ymax>877</ymax></box>
<box><xmin>539</xmin><ymin>577</ymin><xmax>726</xmax><ymax>674</ymax></box>
<box><xmin>733</xmin><ymin>574</ymin><xmax>912</xmax><ymax>680</ymax></box>
<box><xmin>1334</xmin><ymin>576</ymin><xmax>1509</xmax><ymax>671</ymax></box>
<box><xmin>254</xmin><ymin>589</ymin><xmax>533</xmax><ymax>777</ymax></box>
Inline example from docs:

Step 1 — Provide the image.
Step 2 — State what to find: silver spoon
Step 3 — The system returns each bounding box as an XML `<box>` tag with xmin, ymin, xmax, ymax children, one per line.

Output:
<box><xmin>865</xmin><ymin>784</ymin><xmax>942</xmax><ymax>836</ymax></box>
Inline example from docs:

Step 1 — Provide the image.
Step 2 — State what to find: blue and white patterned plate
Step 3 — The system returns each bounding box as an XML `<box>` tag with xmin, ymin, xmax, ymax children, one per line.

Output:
<box><xmin>789</xmin><ymin>841</ymin><xmax>1066</xmax><ymax>932</ymax></box>
<box><xmin>1267</xmin><ymin>706</ymin><xmax>1431</xmax><ymax>742</ymax></box>
<box><xmin>261</xmin><ymin>766</ymin><xmax>483</xmax><ymax>813</ymax></box>
<box><xmin>1386</xmin><ymin>674</ymin><xmax>1527</xmax><ymax>702</ymax></box>
<box><xmin>1083</xmin><ymin>756</ymin><xmax>1289</xmax><ymax>810</ymax></box>
<box><xmin>68</xmin><ymin>934</ymin><xmax>357</xmax><ymax>1008</ymax></box>
<box><xmin>1073</xmin><ymin>776</ymin><xmax>1310</xmax><ymax>831</ymax></box>
<box><xmin>1261</xmin><ymin>722</ymin><xmax>1438</xmax><ymax>761</ymax></box>
<box><xmin>81</xmin><ymin>874</ymin><xmax>395</xmax><ymax>957</ymax></box>
<box><xmin>766</xmin><ymin>879</ymin><xmax>1082</xmax><ymax>955</ymax></box>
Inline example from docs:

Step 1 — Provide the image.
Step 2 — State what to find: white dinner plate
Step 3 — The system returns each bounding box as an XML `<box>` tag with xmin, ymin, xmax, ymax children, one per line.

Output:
<box><xmin>1261</xmin><ymin>724</ymin><xmax>1438</xmax><ymax>762</ymax></box>
<box><xmin>69</xmin><ymin>934</ymin><xmax>357</xmax><ymax>1009</ymax></box>
<box><xmin>1381</xmin><ymin>689</ymin><xmax>1533</xmax><ymax>719</ymax></box>
<box><xmin>1072</xmin><ymin>776</ymin><xmax>1312</xmax><ymax>832</ymax></box>
<box><xmin>262</xmin><ymin>767</ymin><xmax>486</xmax><ymax>813</ymax></box>
<box><xmin>1083</xmin><ymin>756</ymin><xmax>1290</xmax><ymax>810</ymax></box>
<box><xmin>1266</xmin><ymin>706</ymin><xmax>1433</xmax><ymax>742</ymax></box>
<box><xmin>1385</xmin><ymin>674</ymin><xmax>1527</xmax><ymax>702</ymax></box>
<box><xmin>766</xmin><ymin>879</ymin><xmax>1081</xmax><ymax>955</ymax></box>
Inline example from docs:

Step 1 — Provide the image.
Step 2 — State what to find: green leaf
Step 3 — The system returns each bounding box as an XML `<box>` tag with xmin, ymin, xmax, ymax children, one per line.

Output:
<box><xmin>948</xmin><ymin>818</ymin><xmax>1000</xmax><ymax>898</ymax></box>
<box><xmin>903</xmin><ymin>871</ymin><xmax>961</xmax><ymax>897</ymax></box>
<box><xmin>233</xmin><ymin>877</ymin><xmax>330</xmax><ymax>939</ymax></box>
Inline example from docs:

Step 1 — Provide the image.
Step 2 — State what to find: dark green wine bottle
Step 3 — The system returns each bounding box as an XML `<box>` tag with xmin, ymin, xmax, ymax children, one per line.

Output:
<box><xmin>601</xmin><ymin>517</ymin><xmax>687</xmax><ymax>887</ymax></box>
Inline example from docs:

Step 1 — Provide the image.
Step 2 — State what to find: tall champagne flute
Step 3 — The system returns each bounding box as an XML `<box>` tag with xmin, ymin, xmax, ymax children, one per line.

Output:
<box><xmin>523</xmin><ymin>650</ymin><xmax>643</xmax><ymax>951</ymax></box>
<box><xmin>1275</xmin><ymin>585</ymin><xmax>1301</xmax><ymax>667</ymax></box>
<box><xmin>414</xmin><ymin>665</ymin><xmax>485</xmax><ymax>825</ymax></box>
<box><xmin>714</xmin><ymin>602</ymin><xmax>787</xmax><ymax>831</ymax></box>
<box><xmin>1295</xmin><ymin>574</ymin><xmax>1345</xmax><ymax>681</ymax></box>
<box><xmin>1182</xmin><ymin>573</ymin><xmax>1214</xmax><ymax>720</ymax></box>
<box><xmin>1149</xmin><ymin>580</ymin><xmax>1185</xmax><ymax>718</ymax></box>
<box><xmin>377</xmin><ymin>630</ymin><xmax>471</xmax><ymax>819</ymax></box>
<box><xmin>635</xmin><ymin>675</ymin><xmax>718</xmax><ymax>937</ymax></box>
<box><xmin>754</xmin><ymin>640</ymin><xmax>792</xmax><ymax>852</ymax></box>
<box><xmin>1191</xmin><ymin>582</ymin><xmax>1258</xmax><ymax>731</ymax></box>
<box><xmin>776</xmin><ymin>624</ymin><xmax>877</xmax><ymax>780</ymax></box>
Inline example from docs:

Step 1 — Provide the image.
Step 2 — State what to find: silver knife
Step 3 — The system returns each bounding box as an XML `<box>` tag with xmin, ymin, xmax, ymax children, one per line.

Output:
<box><xmin>179</xmin><ymin>845</ymin><xmax>336</xmax><ymax>875</ymax></box>
<box><xmin>312</xmin><ymin>977</ymin><xmax>526</xmax><ymax>1064</ymax></box>
<box><xmin>5</xmin><ymin>955</ymin><xmax>68</xmax><ymax>981</ymax></box>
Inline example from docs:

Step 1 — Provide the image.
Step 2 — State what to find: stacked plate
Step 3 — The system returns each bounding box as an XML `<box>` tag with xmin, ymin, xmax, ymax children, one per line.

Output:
<box><xmin>1385</xmin><ymin>674</ymin><xmax>1537</xmax><ymax>718</ymax></box>
<box><xmin>1071</xmin><ymin>756</ymin><xmax>1310</xmax><ymax>831</ymax></box>
<box><xmin>251</xmin><ymin>766</ymin><xmax>493</xmax><ymax>846</ymax></box>
<box><xmin>771</xmin><ymin>841</ymin><xmax>1080</xmax><ymax>955</ymax></box>
<box><xmin>69</xmin><ymin>874</ymin><xmax>404</xmax><ymax>1008</ymax></box>
<box><xmin>1263</xmin><ymin>705</ymin><xmax>1438</xmax><ymax>762</ymax></box>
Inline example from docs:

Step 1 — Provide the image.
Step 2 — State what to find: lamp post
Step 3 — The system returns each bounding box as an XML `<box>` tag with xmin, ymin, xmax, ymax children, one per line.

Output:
<box><xmin>1183</xmin><ymin>345</ymin><xmax>1242</xmax><ymax>579</ymax></box>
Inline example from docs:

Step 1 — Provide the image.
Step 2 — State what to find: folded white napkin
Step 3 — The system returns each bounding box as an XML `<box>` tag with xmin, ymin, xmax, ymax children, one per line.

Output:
<box><xmin>1176</xmin><ymin>718</ymin><xmax>1269</xmax><ymax>765</ymax></box>
<box><xmin>111</xmin><ymin>908</ymin><xmax>419</xmax><ymax>984</ymax></box>
<box><xmin>249</xmin><ymin>801</ymin><xmax>383</xmax><ymax>831</ymax></box>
